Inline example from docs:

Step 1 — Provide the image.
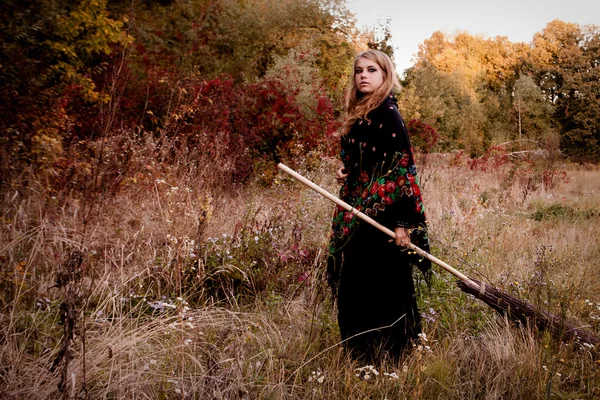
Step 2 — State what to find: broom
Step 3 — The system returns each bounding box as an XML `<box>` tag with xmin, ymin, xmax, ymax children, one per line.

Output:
<box><xmin>277</xmin><ymin>163</ymin><xmax>600</xmax><ymax>348</ymax></box>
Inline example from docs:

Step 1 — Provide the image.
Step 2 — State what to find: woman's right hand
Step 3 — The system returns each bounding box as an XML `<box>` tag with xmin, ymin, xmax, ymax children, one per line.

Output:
<box><xmin>336</xmin><ymin>167</ymin><xmax>348</xmax><ymax>184</ymax></box>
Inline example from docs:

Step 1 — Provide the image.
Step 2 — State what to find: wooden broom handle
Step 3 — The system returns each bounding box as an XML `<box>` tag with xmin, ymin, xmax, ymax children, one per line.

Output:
<box><xmin>277</xmin><ymin>163</ymin><xmax>480</xmax><ymax>290</ymax></box>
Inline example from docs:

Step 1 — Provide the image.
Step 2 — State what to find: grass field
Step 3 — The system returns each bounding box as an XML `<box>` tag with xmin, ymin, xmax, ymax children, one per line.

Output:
<box><xmin>1</xmin><ymin>152</ymin><xmax>599</xmax><ymax>399</ymax></box>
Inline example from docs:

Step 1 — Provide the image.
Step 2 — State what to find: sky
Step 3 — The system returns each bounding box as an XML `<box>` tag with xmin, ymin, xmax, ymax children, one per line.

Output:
<box><xmin>345</xmin><ymin>0</ymin><xmax>600</xmax><ymax>74</ymax></box>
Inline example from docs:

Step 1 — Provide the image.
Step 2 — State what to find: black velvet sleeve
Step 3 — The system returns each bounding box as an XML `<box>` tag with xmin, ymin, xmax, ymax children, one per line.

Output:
<box><xmin>375</xmin><ymin>98</ymin><xmax>427</xmax><ymax>230</ymax></box>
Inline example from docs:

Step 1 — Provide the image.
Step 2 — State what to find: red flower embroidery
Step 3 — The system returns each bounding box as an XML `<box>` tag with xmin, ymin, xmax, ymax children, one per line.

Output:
<box><xmin>371</xmin><ymin>182</ymin><xmax>379</xmax><ymax>195</ymax></box>
<box><xmin>383</xmin><ymin>196</ymin><xmax>393</xmax><ymax>205</ymax></box>
<box><xmin>359</xmin><ymin>171</ymin><xmax>369</xmax><ymax>182</ymax></box>
<box><xmin>385</xmin><ymin>181</ymin><xmax>396</xmax><ymax>193</ymax></box>
<box><xmin>411</xmin><ymin>184</ymin><xmax>420</xmax><ymax>196</ymax></box>
<box><xmin>343</xmin><ymin>212</ymin><xmax>354</xmax><ymax>223</ymax></box>
<box><xmin>377</xmin><ymin>185</ymin><xmax>386</xmax><ymax>197</ymax></box>
<box><xmin>396</xmin><ymin>176</ymin><xmax>406</xmax><ymax>186</ymax></box>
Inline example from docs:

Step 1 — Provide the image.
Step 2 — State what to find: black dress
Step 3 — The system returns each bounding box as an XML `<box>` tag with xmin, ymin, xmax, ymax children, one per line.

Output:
<box><xmin>328</xmin><ymin>94</ymin><xmax>431</xmax><ymax>363</ymax></box>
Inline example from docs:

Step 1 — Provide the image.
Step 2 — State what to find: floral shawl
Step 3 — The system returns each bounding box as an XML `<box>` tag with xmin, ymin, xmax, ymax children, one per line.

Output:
<box><xmin>328</xmin><ymin>94</ymin><xmax>431</xmax><ymax>296</ymax></box>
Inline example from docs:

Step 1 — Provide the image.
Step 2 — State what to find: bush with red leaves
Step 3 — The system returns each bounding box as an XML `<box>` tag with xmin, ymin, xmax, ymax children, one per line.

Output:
<box><xmin>407</xmin><ymin>119</ymin><xmax>438</xmax><ymax>153</ymax></box>
<box><xmin>170</xmin><ymin>75</ymin><xmax>339</xmax><ymax>183</ymax></box>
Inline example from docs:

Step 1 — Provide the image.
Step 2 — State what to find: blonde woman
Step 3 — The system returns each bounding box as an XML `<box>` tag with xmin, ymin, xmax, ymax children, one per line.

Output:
<box><xmin>328</xmin><ymin>50</ymin><xmax>431</xmax><ymax>363</ymax></box>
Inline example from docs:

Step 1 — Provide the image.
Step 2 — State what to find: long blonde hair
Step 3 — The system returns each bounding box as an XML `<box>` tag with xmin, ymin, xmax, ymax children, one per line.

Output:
<box><xmin>341</xmin><ymin>50</ymin><xmax>401</xmax><ymax>135</ymax></box>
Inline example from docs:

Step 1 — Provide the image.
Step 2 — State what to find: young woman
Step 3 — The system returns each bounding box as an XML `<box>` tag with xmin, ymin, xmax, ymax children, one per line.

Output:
<box><xmin>328</xmin><ymin>49</ymin><xmax>431</xmax><ymax>363</ymax></box>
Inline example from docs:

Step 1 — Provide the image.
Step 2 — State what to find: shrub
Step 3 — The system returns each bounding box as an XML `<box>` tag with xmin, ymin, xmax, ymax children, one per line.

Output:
<box><xmin>408</xmin><ymin>119</ymin><xmax>438</xmax><ymax>153</ymax></box>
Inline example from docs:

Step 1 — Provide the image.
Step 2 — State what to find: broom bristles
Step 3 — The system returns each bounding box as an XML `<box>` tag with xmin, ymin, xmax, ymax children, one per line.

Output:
<box><xmin>458</xmin><ymin>278</ymin><xmax>600</xmax><ymax>348</ymax></box>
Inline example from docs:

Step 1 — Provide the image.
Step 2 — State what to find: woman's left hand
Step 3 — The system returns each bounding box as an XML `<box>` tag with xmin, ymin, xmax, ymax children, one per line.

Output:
<box><xmin>391</xmin><ymin>227</ymin><xmax>410</xmax><ymax>247</ymax></box>
<box><xmin>336</xmin><ymin>166</ymin><xmax>348</xmax><ymax>184</ymax></box>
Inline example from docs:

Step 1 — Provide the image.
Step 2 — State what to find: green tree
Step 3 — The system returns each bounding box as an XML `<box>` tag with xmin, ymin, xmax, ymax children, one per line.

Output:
<box><xmin>479</xmin><ymin>85</ymin><xmax>514</xmax><ymax>148</ymax></box>
<box><xmin>415</xmin><ymin>31</ymin><xmax>521</xmax><ymax>93</ymax></box>
<box><xmin>530</xmin><ymin>20</ymin><xmax>600</xmax><ymax>160</ymax></box>
<box><xmin>205</xmin><ymin>0</ymin><xmax>354</xmax><ymax>83</ymax></box>
<box><xmin>400</xmin><ymin>63</ymin><xmax>485</xmax><ymax>154</ymax></box>
<box><xmin>0</xmin><ymin>0</ymin><xmax>129</xmax><ymax>177</ymax></box>
<box><xmin>407</xmin><ymin>31</ymin><xmax>522</xmax><ymax>154</ymax></box>
<box><xmin>513</xmin><ymin>73</ymin><xmax>553</xmax><ymax>144</ymax></box>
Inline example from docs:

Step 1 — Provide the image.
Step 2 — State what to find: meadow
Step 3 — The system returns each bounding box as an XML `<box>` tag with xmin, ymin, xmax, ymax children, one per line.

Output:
<box><xmin>1</xmin><ymin>148</ymin><xmax>599</xmax><ymax>399</ymax></box>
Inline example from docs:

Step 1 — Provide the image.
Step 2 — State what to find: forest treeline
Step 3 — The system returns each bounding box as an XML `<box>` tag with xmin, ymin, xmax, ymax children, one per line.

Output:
<box><xmin>1</xmin><ymin>0</ymin><xmax>599</xmax><ymax>191</ymax></box>
<box><xmin>401</xmin><ymin>22</ymin><xmax>600</xmax><ymax>160</ymax></box>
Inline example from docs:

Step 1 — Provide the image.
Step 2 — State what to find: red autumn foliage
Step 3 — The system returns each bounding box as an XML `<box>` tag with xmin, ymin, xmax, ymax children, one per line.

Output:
<box><xmin>159</xmin><ymin>75</ymin><xmax>340</xmax><ymax>182</ymax></box>
<box><xmin>408</xmin><ymin>119</ymin><xmax>438</xmax><ymax>153</ymax></box>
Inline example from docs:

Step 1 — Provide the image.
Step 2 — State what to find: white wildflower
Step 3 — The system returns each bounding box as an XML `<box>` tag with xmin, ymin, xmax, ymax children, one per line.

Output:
<box><xmin>383</xmin><ymin>372</ymin><xmax>399</xmax><ymax>380</ymax></box>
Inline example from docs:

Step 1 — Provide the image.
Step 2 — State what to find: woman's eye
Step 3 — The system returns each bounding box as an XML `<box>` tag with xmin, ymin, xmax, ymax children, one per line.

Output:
<box><xmin>368</xmin><ymin>68</ymin><xmax>377</xmax><ymax>72</ymax></box>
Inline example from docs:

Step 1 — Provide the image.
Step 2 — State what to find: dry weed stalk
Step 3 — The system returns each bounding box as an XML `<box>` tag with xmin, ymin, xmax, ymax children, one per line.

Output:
<box><xmin>50</xmin><ymin>250</ymin><xmax>85</xmax><ymax>398</ymax></box>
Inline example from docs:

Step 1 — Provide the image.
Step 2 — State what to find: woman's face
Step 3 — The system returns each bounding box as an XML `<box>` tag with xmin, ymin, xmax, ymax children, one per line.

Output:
<box><xmin>354</xmin><ymin>57</ymin><xmax>384</xmax><ymax>94</ymax></box>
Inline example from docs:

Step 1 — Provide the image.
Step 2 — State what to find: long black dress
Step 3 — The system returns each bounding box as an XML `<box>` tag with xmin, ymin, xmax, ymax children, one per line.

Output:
<box><xmin>328</xmin><ymin>93</ymin><xmax>431</xmax><ymax>363</ymax></box>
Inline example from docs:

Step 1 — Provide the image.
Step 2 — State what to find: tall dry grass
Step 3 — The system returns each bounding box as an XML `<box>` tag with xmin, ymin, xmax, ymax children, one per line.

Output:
<box><xmin>1</xmin><ymin>148</ymin><xmax>599</xmax><ymax>398</ymax></box>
